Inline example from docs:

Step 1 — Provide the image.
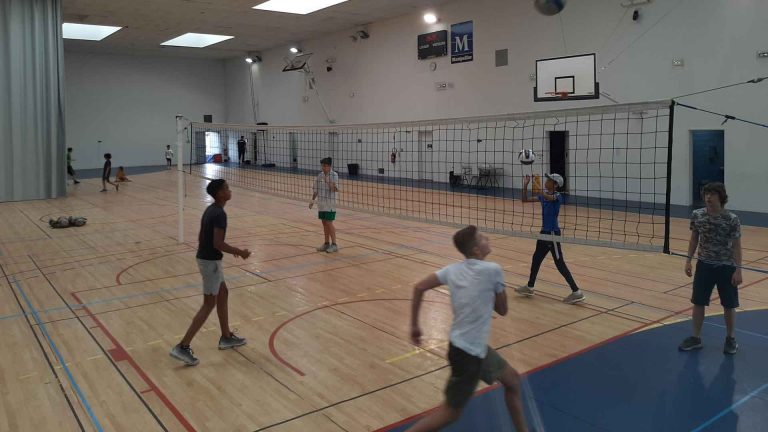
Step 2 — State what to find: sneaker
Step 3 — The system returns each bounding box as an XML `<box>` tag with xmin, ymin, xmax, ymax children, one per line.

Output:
<box><xmin>218</xmin><ymin>332</ymin><xmax>247</xmax><ymax>350</ymax></box>
<box><xmin>563</xmin><ymin>291</ymin><xmax>585</xmax><ymax>304</ymax></box>
<box><xmin>326</xmin><ymin>244</ymin><xmax>339</xmax><ymax>253</ymax></box>
<box><xmin>74</xmin><ymin>181</ymin><xmax>80</xmax><ymax>184</ymax></box>
<box><xmin>100</xmin><ymin>189</ymin><xmax>107</xmax><ymax>192</ymax></box>
<box><xmin>316</xmin><ymin>243</ymin><xmax>329</xmax><ymax>252</ymax></box>
<box><xmin>678</xmin><ymin>336</ymin><xmax>703</xmax><ymax>351</ymax></box>
<box><xmin>170</xmin><ymin>344</ymin><xmax>199</xmax><ymax>366</ymax></box>
<box><xmin>515</xmin><ymin>285</ymin><xmax>535</xmax><ymax>297</ymax></box>
<box><xmin>724</xmin><ymin>337</ymin><xmax>738</xmax><ymax>355</ymax></box>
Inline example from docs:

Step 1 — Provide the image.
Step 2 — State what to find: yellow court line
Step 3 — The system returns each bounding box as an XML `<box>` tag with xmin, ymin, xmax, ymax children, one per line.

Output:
<box><xmin>385</xmin><ymin>341</ymin><xmax>448</xmax><ymax>364</ymax></box>
<box><xmin>86</xmin><ymin>355</ymin><xmax>104</xmax><ymax>361</ymax></box>
<box><xmin>274</xmin><ymin>311</ymin><xmax>287</xmax><ymax>316</ymax></box>
<box><xmin>251</xmin><ymin>316</ymin><xmax>264</xmax><ymax>321</ymax></box>
<box><xmin>356</xmin><ymin>293</ymin><xmax>368</xmax><ymax>297</ymax></box>
<box><xmin>18</xmin><ymin>373</ymin><xmax>37</xmax><ymax>380</ymax></box>
<box><xmin>146</xmin><ymin>340</ymin><xmax>163</xmax><ymax>345</ymax></box>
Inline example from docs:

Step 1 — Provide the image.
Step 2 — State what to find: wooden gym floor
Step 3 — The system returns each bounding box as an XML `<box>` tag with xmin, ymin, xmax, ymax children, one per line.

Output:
<box><xmin>1</xmin><ymin>170</ymin><xmax>767</xmax><ymax>431</ymax></box>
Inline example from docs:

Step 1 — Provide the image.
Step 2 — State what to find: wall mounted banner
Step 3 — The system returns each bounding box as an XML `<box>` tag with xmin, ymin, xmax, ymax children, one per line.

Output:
<box><xmin>451</xmin><ymin>21</ymin><xmax>474</xmax><ymax>64</ymax></box>
<box><xmin>418</xmin><ymin>30</ymin><xmax>448</xmax><ymax>60</ymax></box>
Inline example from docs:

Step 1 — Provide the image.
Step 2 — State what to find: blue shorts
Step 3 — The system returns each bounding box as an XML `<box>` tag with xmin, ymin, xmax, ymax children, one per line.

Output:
<box><xmin>692</xmin><ymin>261</ymin><xmax>738</xmax><ymax>309</ymax></box>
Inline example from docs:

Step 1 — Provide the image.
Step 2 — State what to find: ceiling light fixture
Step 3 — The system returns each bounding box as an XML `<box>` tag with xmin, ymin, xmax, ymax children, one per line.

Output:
<box><xmin>62</xmin><ymin>23</ymin><xmax>122</xmax><ymax>41</ymax></box>
<box><xmin>160</xmin><ymin>33</ymin><xmax>234</xmax><ymax>48</ymax></box>
<box><xmin>253</xmin><ymin>0</ymin><xmax>349</xmax><ymax>15</ymax></box>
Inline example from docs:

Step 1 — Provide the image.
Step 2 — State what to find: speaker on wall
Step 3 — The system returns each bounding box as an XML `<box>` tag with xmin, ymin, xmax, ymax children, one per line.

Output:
<box><xmin>204</xmin><ymin>114</ymin><xmax>213</xmax><ymax>123</ymax></box>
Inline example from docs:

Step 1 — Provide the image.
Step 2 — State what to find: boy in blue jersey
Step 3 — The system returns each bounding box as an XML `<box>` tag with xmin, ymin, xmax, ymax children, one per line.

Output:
<box><xmin>516</xmin><ymin>173</ymin><xmax>585</xmax><ymax>304</ymax></box>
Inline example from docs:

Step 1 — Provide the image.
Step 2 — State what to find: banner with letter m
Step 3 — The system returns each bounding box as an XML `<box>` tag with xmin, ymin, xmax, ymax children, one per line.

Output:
<box><xmin>451</xmin><ymin>21</ymin><xmax>473</xmax><ymax>64</ymax></box>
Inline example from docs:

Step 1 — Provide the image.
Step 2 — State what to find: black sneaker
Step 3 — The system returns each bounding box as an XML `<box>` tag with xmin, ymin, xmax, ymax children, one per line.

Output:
<box><xmin>170</xmin><ymin>344</ymin><xmax>199</xmax><ymax>366</ymax></box>
<box><xmin>724</xmin><ymin>337</ymin><xmax>738</xmax><ymax>355</ymax></box>
<box><xmin>678</xmin><ymin>336</ymin><xmax>703</xmax><ymax>351</ymax></box>
<box><xmin>218</xmin><ymin>331</ymin><xmax>247</xmax><ymax>350</ymax></box>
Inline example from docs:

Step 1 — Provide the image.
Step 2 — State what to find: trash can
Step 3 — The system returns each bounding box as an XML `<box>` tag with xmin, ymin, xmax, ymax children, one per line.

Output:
<box><xmin>347</xmin><ymin>163</ymin><xmax>360</xmax><ymax>176</ymax></box>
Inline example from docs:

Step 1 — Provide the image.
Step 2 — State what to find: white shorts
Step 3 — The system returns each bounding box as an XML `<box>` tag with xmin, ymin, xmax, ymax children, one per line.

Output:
<box><xmin>196</xmin><ymin>259</ymin><xmax>224</xmax><ymax>295</ymax></box>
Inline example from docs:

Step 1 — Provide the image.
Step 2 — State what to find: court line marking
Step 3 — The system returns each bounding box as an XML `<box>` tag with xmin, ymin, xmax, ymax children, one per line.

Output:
<box><xmin>12</xmin><ymin>278</ymin><xmax>104</xmax><ymax>432</ymax></box>
<box><xmin>386</xmin><ymin>341</ymin><xmax>448</xmax><ymax>364</ymax></box>
<box><xmin>691</xmin><ymin>380</ymin><xmax>768</xmax><ymax>432</ymax></box>
<box><xmin>269</xmin><ymin>298</ymin><xmax>451</xmax><ymax>377</ymax></box>
<box><xmin>704</xmin><ymin>321</ymin><xmax>768</xmax><ymax>341</ymax></box>
<box><xmin>71</xmin><ymin>291</ymin><xmax>196</xmax><ymax>432</ymax></box>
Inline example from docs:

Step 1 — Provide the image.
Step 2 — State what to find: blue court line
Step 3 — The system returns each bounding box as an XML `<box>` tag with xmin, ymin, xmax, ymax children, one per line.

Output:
<box><xmin>704</xmin><ymin>321</ymin><xmax>768</xmax><ymax>341</ymax></box>
<box><xmin>0</xmin><ymin>274</ymin><xmax>249</xmax><ymax>322</ymax></box>
<box><xmin>691</xmin><ymin>381</ymin><xmax>768</xmax><ymax>432</ymax></box>
<box><xmin>0</xmin><ymin>237</ymin><xmax>444</xmax><ymax>323</ymax></box>
<box><xmin>11</xmin><ymin>277</ymin><xmax>104</xmax><ymax>432</ymax></box>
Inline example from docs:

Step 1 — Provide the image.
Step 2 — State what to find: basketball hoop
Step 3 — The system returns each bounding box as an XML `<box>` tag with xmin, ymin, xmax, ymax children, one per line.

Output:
<box><xmin>545</xmin><ymin>91</ymin><xmax>571</xmax><ymax>99</ymax></box>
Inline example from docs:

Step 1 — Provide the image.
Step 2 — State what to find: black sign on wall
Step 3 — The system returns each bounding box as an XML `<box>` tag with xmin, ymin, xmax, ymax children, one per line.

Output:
<box><xmin>417</xmin><ymin>30</ymin><xmax>448</xmax><ymax>60</ymax></box>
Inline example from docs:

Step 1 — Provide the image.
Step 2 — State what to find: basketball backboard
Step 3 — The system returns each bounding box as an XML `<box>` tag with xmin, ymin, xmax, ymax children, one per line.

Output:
<box><xmin>282</xmin><ymin>52</ymin><xmax>313</xmax><ymax>72</ymax></box>
<box><xmin>534</xmin><ymin>53</ymin><xmax>599</xmax><ymax>102</ymax></box>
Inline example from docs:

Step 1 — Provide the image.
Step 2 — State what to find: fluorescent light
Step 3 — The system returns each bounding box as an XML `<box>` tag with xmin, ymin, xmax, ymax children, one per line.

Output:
<box><xmin>160</xmin><ymin>33</ymin><xmax>234</xmax><ymax>48</ymax></box>
<box><xmin>62</xmin><ymin>23</ymin><xmax>122</xmax><ymax>41</ymax></box>
<box><xmin>289</xmin><ymin>47</ymin><xmax>299</xmax><ymax>53</ymax></box>
<box><xmin>423</xmin><ymin>13</ymin><xmax>438</xmax><ymax>24</ymax></box>
<box><xmin>245</xmin><ymin>57</ymin><xmax>254</xmax><ymax>63</ymax></box>
<box><xmin>253</xmin><ymin>0</ymin><xmax>349</xmax><ymax>15</ymax></box>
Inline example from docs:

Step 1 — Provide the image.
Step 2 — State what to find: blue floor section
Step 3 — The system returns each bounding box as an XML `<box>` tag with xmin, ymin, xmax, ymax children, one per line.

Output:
<box><xmin>387</xmin><ymin>310</ymin><xmax>768</xmax><ymax>432</ymax></box>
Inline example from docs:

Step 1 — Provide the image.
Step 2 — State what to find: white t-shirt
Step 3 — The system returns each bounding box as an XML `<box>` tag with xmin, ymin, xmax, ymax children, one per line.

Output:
<box><xmin>436</xmin><ymin>259</ymin><xmax>505</xmax><ymax>358</ymax></box>
<box><xmin>165</xmin><ymin>149</ymin><xmax>174</xmax><ymax>159</ymax></box>
<box><xmin>313</xmin><ymin>171</ymin><xmax>339</xmax><ymax>212</ymax></box>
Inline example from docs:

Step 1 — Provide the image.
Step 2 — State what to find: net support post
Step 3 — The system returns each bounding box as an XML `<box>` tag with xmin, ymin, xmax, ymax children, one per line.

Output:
<box><xmin>176</xmin><ymin>114</ymin><xmax>185</xmax><ymax>245</ymax></box>
<box><xmin>663</xmin><ymin>101</ymin><xmax>676</xmax><ymax>254</ymax></box>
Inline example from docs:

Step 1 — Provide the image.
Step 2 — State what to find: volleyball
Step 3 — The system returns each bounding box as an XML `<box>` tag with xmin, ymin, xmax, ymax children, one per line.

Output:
<box><xmin>518</xmin><ymin>149</ymin><xmax>536</xmax><ymax>165</ymax></box>
<box><xmin>534</xmin><ymin>0</ymin><xmax>566</xmax><ymax>16</ymax></box>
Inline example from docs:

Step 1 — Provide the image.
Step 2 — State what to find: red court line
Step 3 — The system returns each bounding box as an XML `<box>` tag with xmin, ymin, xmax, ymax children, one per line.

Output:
<box><xmin>374</xmin><ymin>273</ymin><xmax>768</xmax><ymax>431</ymax></box>
<box><xmin>115</xmin><ymin>250</ymin><xmax>192</xmax><ymax>285</ymax></box>
<box><xmin>71</xmin><ymin>292</ymin><xmax>196</xmax><ymax>432</ymax></box>
<box><xmin>269</xmin><ymin>298</ymin><xmax>451</xmax><ymax>377</ymax></box>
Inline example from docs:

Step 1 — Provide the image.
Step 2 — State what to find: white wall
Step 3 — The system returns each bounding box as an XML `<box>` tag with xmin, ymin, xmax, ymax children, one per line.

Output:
<box><xmin>65</xmin><ymin>51</ymin><xmax>227</xmax><ymax>168</ymax></box>
<box><xmin>225</xmin><ymin>0</ymin><xmax>768</xmax><ymax>212</ymax></box>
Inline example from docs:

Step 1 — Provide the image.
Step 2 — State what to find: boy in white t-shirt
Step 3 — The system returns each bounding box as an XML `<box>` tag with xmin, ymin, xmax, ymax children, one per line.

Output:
<box><xmin>309</xmin><ymin>157</ymin><xmax>340</xmax><ymax>253</ymax></box>
<box><xmin>408</xmin><ymin>225</ymin><xmax>528</xmax><ymax>432</ymax></box>
<box><xmin>165</xmin><ymin>145</ymin><xmax>174</xmax><ymax>170</ymax></box>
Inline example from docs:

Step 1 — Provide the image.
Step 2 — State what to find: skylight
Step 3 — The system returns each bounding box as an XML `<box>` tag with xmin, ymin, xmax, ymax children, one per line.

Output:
<box><xmin>253</xmin><ymin>0</ymin><xmax>349</xmax><ymax>15</ymax></box>
<box><xmin>160</xmin><ymin>33</ymin><xmax>234</xmax><ymax>48</ymax></box>
<box><xmin>62</xmin><ymin>23</ymin><xmax>122</xmax><ymax>41</ymax></box>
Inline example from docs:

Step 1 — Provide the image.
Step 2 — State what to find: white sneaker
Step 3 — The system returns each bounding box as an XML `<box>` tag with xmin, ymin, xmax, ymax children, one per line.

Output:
<box><xmin>515</xmin><ymin>285</ymin><xmax>535</xmax><ymax>297</ymax></box>
<box><xmin>563</xmin><ymin>291</ymin><xmax>586</xmax><ymax>304</ymax></box>
<box><xmin>326</xmin><ymin>244</ymin><xmax>339</xmax><ymax>253</ymax></box>
<box><xmin>316</xmin><ymin>243</ymin><xmax>329</xmax><ymax>252</ymax></box>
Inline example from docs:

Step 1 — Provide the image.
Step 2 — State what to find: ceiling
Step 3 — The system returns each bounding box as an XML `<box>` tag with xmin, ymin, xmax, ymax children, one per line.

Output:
<box><xmin>62</xmin><ymin>0</ymin><xmax>453</xmax><ymax>59</ymax></box>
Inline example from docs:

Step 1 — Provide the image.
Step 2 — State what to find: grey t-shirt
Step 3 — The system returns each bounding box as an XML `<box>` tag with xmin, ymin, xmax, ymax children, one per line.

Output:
<box><xmin>313</xmin><ymin>171</ymin><xmax>339</xmax><ymax>212</ymax></box>
<box><xmin>436</xmin><ymin>259</ymin><xmax>505</xmax><ymax>358</ymax></box>
<box><xmin>690</xmin><ymin>208</ymin><xmax>741</xmax><ymax>265</ymax></box>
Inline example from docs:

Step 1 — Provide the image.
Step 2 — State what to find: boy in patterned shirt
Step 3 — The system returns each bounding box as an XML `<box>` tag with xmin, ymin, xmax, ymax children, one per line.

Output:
<box><xmin>679</xmin><ymin>182</ymin><xmax>742</xmax><ymax>354</ymax></box>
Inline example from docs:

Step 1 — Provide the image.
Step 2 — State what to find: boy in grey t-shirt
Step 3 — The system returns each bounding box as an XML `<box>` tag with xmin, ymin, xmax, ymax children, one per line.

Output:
<box><xmin>680</xmin><ymin>182</ymin><xmax>742</xmax><ymax>355</ymax></box>
<box><xmin>408</xmin><ymin>225</ymin><xmax>528</xmax><ymax>432</ymax></box>
<box><xmin>309</xmin><ymin>157</ymin><xmax>340</xmax><ymax>253</ymax></box>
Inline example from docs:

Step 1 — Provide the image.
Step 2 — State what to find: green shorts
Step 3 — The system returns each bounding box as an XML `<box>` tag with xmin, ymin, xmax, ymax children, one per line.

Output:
<box><xmin>445</xmin><ymin>344</ymin><xmax>508</xmax><ymax>409</ymax></box>
<box><xmin>318</xmin><ymin>211</ymin><xmax>336</xmax><ymax>221</ymax></box>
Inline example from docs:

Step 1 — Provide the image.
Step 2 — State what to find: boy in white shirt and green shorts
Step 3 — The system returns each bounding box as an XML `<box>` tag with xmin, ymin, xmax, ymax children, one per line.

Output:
<box><xmin>310</xmin><ymin>157</ymin><xmax>340</xmax><ymax>253</ymax></box>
